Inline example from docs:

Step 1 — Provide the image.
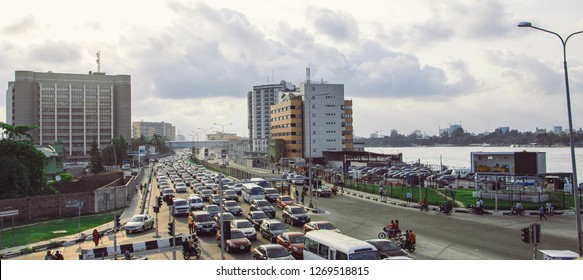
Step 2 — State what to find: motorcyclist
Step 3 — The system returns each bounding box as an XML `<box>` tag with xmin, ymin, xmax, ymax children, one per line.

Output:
<box><xmin>476</xmin><ymin>198</ymin><xmax>484</xmax><ymax>214</ymax></box>
<box><xmin>385</xmin><ymin>220</ymin><xmax>395</xmax><ymax>237</ymax></box>
<box><xmin>420</xmin><ymin>198</ymin><xmax>428</xmax><ymax>211</ymax></box>
<box><xmin>440</xmin><ymin>201</ymin><xmax>451</xmax><ymax>214</ymax></box>
<box><xmin>513</xmin><ymin>201</ymin><xmax>523</xmax><ymax>215</ymax></box>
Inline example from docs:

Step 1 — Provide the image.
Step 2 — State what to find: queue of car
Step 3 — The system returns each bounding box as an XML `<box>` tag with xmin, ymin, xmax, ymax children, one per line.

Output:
<box><xmin>142</xmin><ymin>152</ymin><xmax>388</xmax><ymax>261</ymax></box>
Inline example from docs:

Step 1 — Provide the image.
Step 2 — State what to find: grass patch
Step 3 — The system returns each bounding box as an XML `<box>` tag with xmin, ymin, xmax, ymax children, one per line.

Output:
<box><xmin>0</xmin><ymin>213</ymin><xmax>116</xmax><ymax>249</ymax></box>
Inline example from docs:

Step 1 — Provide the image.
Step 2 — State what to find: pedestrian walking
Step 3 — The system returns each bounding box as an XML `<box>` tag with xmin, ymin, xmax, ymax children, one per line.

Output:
<box><xmin>92</xmin><ymin>229</ymin><xmax>101</xmax><ymax>246</ymax></box>
<box><xmin>301</xmin><ymin>191</ymin><xmax>305</xmax><ymax>204</ymax></box>
<box><xmin>54</xmin><ymin>250</ymin><xmax>64</xmax><ymax>260</ymax></box>
<box><xmin>406</xmin><ymin>192</ymin><xmax>411</xmax><ymax>206</ymax></box>
<box><xmin>538</xmin><ymin>205</ymin><xmax>547</xmax><ymax>220</ymax></box>
<box><xmin>295</xmin><ymin>189</ymin><xmax>300</xmax><ymax>204</ymax></box>
<box><xmin>45</xmin><ymin>250</ymin><xmax>54</xmax><ymax>260</ymax></box>
<box><xmin>135</xmin><ymin>184</ymin><xmax>139</xmax><ymax>194</ymax></box>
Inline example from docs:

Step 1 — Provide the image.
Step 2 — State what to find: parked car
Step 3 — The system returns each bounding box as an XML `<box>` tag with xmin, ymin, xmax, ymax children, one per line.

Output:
<box><xmin>252</xmin><ymin>244</ymin><xmax>295</xmax><ymax>260</ymax></box>
<box><xmin>303</xmin><ymin>221</ymin><xmax>340</xmax><ymax>233</ymax></box>
<box><xmin>276</xmin><ymin>195</ymin><xmax>295</xmax><ymax>209</ymax></box>
<box><xmin>259</xmin><ymin>219</ymin><xmax>289</xmax><ymax>243</ymax></box>
<box><xmin>230</xmin><ymin>219</ymin><xmax>257</xmax><ymax>240</ymax></box>
<box><xmin>124</xmin><ymin>214</ymin><xmax>154</xmax><ymax>233</ymax></box>
<box><xmin>216</xmin><ymin>229</ymin><xmax>252</xmax><ymax>253</ymax></box>
<box><xmin>246</xmin><ymin>210</ymin><xmax>269</xmax><ymax>230</ymax></box>
<box><xmin>222</xmin><ymin>200</ymin><xmax>243</xmax><ymax>216</ymax></box>
<box><xmin>276</xmin><ymin>232</ymin><xmax>304</xmax><ymax>259</ymax></box>
<box><xmin>192</xmin><ymin>211</ymin><xmax>217</xmax><ymax>235</ymax></box>
<box><xmin>250</xmin><ymin>199</ymin><xmax>276</xmax><ymax>218</ymax></box>
<box><xmin>366</xmin><ymin>239</ymin><xmax>409</xmax><ymax>259</ymax></box>
<box><xmin>263</xmin><ymin>187</ymin><xmax>280</xmax><ymax>202</ymax></box>
<box><xmin>282</xmin><ymin>205</ymin><xmax>310</xmax><ymax>226</ymax></box>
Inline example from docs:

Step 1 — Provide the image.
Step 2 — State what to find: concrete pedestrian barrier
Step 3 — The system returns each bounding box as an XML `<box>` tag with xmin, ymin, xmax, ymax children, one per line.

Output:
<box><xmin>79</xmin><ymin>235</ymin><xmax>188</xmax><ymax>259</ymax></box>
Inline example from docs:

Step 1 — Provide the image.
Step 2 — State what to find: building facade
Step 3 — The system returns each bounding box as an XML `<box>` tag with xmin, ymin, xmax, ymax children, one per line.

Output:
<box><xmin>248</xmin><ymin>81</ymin><xmax>295</xmax><ymax>152</ymax></box>
<box><xmin>269</xmin><ymin>95</ymin><xmax>304</xmax><ymax>161</ymax></box>
<box><xmin>6</xmin><ymin>70</ymin><xmax>131</xmax><ymax>157</ymax></box>
<box><xmin>301</xmin><ymin>82</ymin><xmax>354</xmax><ymax>159</ymax></box>
<box><xmin>132</xmin><ymin>121</ymin><xmax>176</xmax><ymax>141</ymax></box>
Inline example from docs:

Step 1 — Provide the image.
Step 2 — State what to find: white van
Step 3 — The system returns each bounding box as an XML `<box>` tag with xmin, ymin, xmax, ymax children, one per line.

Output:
<box><xmin>241</xmin><ymin>183</ymin><xmax>265</xmax><ymax>203</ymax></box>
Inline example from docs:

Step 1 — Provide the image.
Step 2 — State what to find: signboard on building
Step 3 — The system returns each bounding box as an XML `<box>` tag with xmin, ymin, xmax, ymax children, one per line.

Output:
<box><xmin>471</xmin><ymin>151</ymin><xmax>546</xmax><ymax>176</ymax></box>
<box><xmin>0</xmin><ymin>210</ymin><xmax>19</xmax><ymax>218</ymax></box>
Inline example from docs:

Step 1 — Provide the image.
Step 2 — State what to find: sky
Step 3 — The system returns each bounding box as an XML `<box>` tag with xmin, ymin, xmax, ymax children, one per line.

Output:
<box><xmin>1</xmin><ymin>0</ymin><xmax>583</xmax><ymax>138</ymax></box>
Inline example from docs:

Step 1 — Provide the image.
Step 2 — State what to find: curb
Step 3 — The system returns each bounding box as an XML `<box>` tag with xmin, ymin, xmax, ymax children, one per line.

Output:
<box><xmin>79</xmin><ymin>234</ymin><xmax>189</xmax><ymax>260</ymax></box>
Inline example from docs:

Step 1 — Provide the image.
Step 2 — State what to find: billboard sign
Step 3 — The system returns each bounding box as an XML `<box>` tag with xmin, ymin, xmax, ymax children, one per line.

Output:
<box><xmin>471</xmin><ymin>151</ymin><xmax>546</xmax><ymax>176</ymax></box>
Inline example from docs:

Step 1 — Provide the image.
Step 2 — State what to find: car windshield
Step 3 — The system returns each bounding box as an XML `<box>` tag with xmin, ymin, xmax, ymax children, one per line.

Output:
<box><xmin>252</xmin><ymin>212</ymin><xmax>267</xmax><ymax>219</ymax></box>
<box><xmin>163</xmin><ymin>189</ymin><xmax>173</xmax><ymax>194</ymax></box>
<box><xmin>222</xmin><ymin>214</ymin><xmax>235</xmax><ymax>220</ymax></box>
<box><xmin>281</xmin><ymin>196</ymin><xmax>292</xmax><ymax>202</ymax></box>
<box><xmin>269</xmin><ymin>223</ymin><xmax>286</xmax><ymax>230</ymax></box>
<box><xmin>235</xmin><ymin>221</ymin><xmax>253</xmax><ymax>228</ymax></box>
<box><xmin>265</xmin><ymin>189</ymin><xmax>277</xmax><ymax>194</ymax></box>
<box><xmin>224</xmin><ymin>191</ymin><xmax>235</xmax><ymax>195</ymax></box>
<box><xmin>267</xmin><ymin>247</ymin><xmax>289</xmax><ymax>258</ymax></box>
<box><xmin>375</xmin><ymin>241</ymin><xmax>401</xmax><ymax>251</ymax></box>
<box><xmin>318</xmin><ymin>223</ymin><xmax>335</xmax><ymax>230</ymax></box>
<box><xmin>288</xmin><ymin>235</ymin><xmax>304</xmax><ymax>244</ymax></box>
<box><xmin>257</xmin><ymin>201</ymin><xmax>270</xmax><ymax>207</ymax></box>
<box><xmin>130</xmin><ymin>216</ymin><xmax>144</xmax><ymax>222</ymax></box>
<box><xmin>195</xmin><ymin>215</ymin><xmax>212</xmax><ymax>222</ymax></box>
<box><xmin>174</xmin><ymin>200</ymin><xmax>187</xmax><ymax>206</ymax></box>
<box><xmin>189</xmin><ymin>198</ymin><xmax>202</xmax><ymax>203</ymax></box>
<box><xmin>201</xmin><ymin>190</ymin><xmax>212</xmax><ymax>195</ymax></box>
<box><xmin>230</xmin><ymin>231</ymin><xmax>246</xmax><ymax>239</ymax></box>
<box><xmin>290</xmin><ymin>207</ymin><xmax>306</xmax><ymax>214</ymax></box>
<box><xmin>206</xmin><ymin>205</ymin><xmax>219</xmax><ymax>211</ymax></box>
<box><xmin>349</xmin><ymin>250</ymin><xmax>381</xmax><ymax>260</ymax></box>
<box><xmin>225</xmin><ymin>201</ymin><xmax>238</xmax><ymax>207</ymax></box>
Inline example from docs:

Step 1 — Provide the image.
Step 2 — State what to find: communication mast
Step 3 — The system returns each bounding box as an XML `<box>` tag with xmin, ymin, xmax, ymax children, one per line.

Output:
<box><xmin>96</xmin><ymin>51</ymin><xmax>101</xmax><ymax>73</ymax></box>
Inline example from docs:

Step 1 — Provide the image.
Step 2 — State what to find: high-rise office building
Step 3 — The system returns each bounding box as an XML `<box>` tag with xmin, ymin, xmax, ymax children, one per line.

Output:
<box><xmin>268</xmin><ymin>81</ymin><xmax>354</xmax><ymax>163</ymax></box>
<box><xmin>132</xmin><ymin>121</ymin><xmax>176</xmax><ymax>141</ymax></box>
<box><xmin>248</xmin><ymin>80</ymin><xmax>295</xmax><ymax>152</ymax></box>
<box><xmin>6</xmin><ymin>70</ymin><xmax>131</xmax><ymax>157</ymax></box>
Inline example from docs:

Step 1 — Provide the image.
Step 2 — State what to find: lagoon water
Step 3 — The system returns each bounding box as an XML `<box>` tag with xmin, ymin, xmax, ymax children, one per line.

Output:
<box><xmin>366</xmin><ymin>146</ymin><xmax>583</xmax><ymax>182</ymax></box>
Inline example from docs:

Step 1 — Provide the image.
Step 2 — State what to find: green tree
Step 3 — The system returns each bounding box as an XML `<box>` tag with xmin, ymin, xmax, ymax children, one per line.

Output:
<box><xmin>103</xmin><ymin>135</ymin><xmax>129</xmax><ymax>166</ymax></box>
<box><xmin>89</xmin><ymin>137</ymin><xmax>104</xmax><ymax>173</ymax></box>
<box><xmin>0</xmin><ymin>122</ymin><xmax>49</xmax><ymax>199</ymax></box>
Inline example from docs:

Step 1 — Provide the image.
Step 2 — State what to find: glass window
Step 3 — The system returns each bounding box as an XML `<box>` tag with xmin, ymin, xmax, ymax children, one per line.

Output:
<box><xmin>318</xmin><ymin>244</ymin><xmax>329</xmax><ymax>259</ymax></box>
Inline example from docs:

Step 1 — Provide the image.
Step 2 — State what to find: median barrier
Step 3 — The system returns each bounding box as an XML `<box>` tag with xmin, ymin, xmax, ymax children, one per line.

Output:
<box><xmin>79</xmin><ymin>235</ymin><xmax>188</xmax><ymax>260</ymax></box>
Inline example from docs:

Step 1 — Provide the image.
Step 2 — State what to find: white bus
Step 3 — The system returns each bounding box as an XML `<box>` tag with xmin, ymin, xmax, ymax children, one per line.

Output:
<box><xmin>241</xmin><ymin>183</ymin><xmax>265</xmax><ymax>203</ymax></box>
<box><xmin>249</xmin><ymin>178</ymin><xmax>270</xmax><ymax>189</ymax></box>
<box><xmin>304</xmin><ymin>230</ymin><xmax>380</xmax><ymax>260</ymax></box>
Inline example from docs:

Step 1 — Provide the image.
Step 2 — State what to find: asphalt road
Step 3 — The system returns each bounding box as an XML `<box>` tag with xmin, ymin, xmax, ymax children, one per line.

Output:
<box><xmin>7</xmin><ymin>161</ymin><xmax>580</xmax><ymax>260</ymax></box>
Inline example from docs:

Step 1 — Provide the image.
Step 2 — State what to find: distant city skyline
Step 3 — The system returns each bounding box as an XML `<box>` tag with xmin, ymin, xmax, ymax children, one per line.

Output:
<box><xmin>1</xmin><ymin>0</ymin><xmax>582</xmax><ymax>138</ymax></box>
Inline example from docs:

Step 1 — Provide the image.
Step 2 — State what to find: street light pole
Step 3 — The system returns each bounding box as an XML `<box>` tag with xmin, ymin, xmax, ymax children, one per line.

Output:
<box><xmin>304</xmin><ymin>92</ymin><xmax>330</xmax><ymax>209</ymax></box>
<box><xmin>213</xmin><ymin>122</ymin><xmax>233</xmax><ymax>165</ymax></box>
<box><xmin>518</xmin><ymin>21</ymin><xmax>583</xmax><ymax>256</ymax></box>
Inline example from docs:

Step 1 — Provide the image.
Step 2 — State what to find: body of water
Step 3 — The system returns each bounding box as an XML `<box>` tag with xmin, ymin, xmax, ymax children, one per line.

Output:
<box><xmin>366</xmin><ymin>146</ymin><xmax>583</xmax><ymax>183</ymax></box>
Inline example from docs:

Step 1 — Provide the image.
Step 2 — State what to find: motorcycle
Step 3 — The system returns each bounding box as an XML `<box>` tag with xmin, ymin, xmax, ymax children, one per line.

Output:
<box><xmin>331</xmin><ymin>185</ymin><xmax>338</xmax><ymax>195</ymax></box>
<box><xmin>467</xmin><ymin>204</ymin><xmax>483</xmax><ymax>215</ymax></box>
<box><xmin>510</xmin><ymin>207</ymin><xmax>525</xmax><ymax>216</ymax></box>
<box><xmin>435</xmin><ymin>205</ymin><xmax>452</xmax><ymax>215</ymax></box>
<box><xmin>395</xmin><ymin>237</ymin><xmax>416</xmax><ymax>253</ymax></box>
<box><xmin>378</xmin><ymin>227</ymin><xmax>402</xmax><ymax>239</ymax></box>
<box><xmin>182</xmin><ymin>244</ymin><xmax>201</xmax><ymax>260</ymax></box>
<box><xmin>419</xmin><ymin>203</ymin><xmax>429</xmax><ymax>212</ymax></box>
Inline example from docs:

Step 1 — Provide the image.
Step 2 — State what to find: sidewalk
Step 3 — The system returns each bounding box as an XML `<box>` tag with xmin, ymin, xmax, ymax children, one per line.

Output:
<box><xmin>0</xmin><ymin>166</ymin><xmax>151</xmax><ymax>258</ymax></box>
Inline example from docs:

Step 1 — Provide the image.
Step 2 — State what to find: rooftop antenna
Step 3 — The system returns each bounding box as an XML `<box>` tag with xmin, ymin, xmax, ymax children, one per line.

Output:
<box><xmin>96</xmin><ymin>51</ymin><xmax>101</xmax><ymax>73</ymax></box>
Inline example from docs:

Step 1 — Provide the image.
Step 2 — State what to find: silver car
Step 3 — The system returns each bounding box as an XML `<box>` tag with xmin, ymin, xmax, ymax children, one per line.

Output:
<box><xmin>124</xmin><ymin>214</ymin><xmax>154</xmax><ymax>233</ymax></box>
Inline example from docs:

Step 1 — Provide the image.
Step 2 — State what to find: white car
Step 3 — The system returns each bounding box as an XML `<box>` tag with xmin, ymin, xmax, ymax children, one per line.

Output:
<box><xmin>231</xmin><ymin>219</ymin><xmax>257</xmax><ymax>240</ymax></box>
<box><xmin>188</xmin><ymin>195</ymin><xmax>204</xmax><ymax>211</ymax></box>
<box><xmin>124</xmin><ymin>214</ymin><xmax>154</xmax><ymax>233</ymax></box>
<box><xmin>172</xmin><ymin>198</ymin><xmax>189</xmax><ymax>216</ymax></box>
<box><xmin>175</xmin><ymin>182</ymin><xmax>187</xmax><ymax>193</ymax></box>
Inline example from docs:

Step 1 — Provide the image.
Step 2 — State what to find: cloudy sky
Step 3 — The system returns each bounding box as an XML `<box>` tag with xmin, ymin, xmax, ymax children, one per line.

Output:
<box><xmin>1</xmin><ymin>0</ymin><xmax>583</xmax><ymax>138</ymax></box>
